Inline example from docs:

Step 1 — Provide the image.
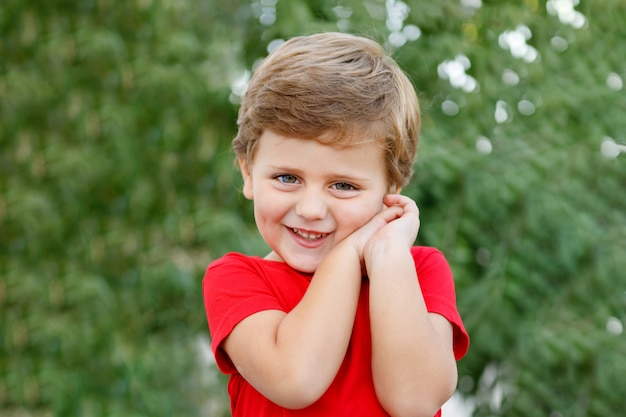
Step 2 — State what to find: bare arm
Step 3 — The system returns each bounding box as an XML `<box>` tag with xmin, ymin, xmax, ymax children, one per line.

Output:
<box><xmin>365</xmin><ymin>195</ymin><xmax>458</xmax><ymax>417</ymax></box>
<box><xmin>222</xmin><ymin>206</ymin><xmax>404</xmax><ymax>409</ymax></box>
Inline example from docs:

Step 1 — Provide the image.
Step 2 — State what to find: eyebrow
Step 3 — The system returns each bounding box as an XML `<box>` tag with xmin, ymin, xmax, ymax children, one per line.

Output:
<box><xmin>268</xmin><ymin>165</ymin><xmax>373</xmax><ymax>183</ymax></box>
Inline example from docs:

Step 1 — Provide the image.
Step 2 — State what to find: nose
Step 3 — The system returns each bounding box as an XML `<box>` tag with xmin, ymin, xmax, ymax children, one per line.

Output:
<box><xmin>295</xmin><ymin>187</ymin><xmax>328</xmax><ymax>221</ymax></box>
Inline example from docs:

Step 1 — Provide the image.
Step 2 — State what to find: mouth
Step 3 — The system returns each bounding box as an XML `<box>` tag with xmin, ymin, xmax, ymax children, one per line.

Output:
<box><xmin>289</xmin><ymin>227</ymin><xmax>329</xmax><ymax>241</ymax></box>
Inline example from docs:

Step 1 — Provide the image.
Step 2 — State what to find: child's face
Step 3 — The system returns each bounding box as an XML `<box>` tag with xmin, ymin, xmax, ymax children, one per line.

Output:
<box><xmin>240</xmin><ymin>130</ymin><xmax>389</xmax><ymax>273</ymax></box>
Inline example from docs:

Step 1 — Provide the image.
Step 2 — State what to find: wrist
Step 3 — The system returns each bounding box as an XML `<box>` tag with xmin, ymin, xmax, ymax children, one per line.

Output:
<box><xmin>331</xmin><ymin>237</ymin><xmax>364</xmax><ymax>265</ymax></box>
<box><xmin>364</xmin><ymin>240</ymin><xmax>410</xmax><ymax>269</ymax></box>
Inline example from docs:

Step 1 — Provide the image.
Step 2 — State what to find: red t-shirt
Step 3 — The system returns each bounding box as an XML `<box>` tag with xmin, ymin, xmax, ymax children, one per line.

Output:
<box><xmin>203</xmin><ymin>246</ymin><xmax>469</xmax><ymax>417</ymax></box>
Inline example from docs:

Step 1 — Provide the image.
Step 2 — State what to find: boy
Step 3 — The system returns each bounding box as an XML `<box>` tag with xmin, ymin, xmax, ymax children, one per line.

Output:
<box><xmin>203</xmin><ymin>32</ymin><xmax>469</xmax><ymax>417</ymax></box>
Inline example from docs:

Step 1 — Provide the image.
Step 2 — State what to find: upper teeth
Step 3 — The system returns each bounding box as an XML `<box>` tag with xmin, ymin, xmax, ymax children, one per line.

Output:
<box><xmin>292</xmin><ymin>228</ymin><xmax>325</xmax><ymax>240</ymax></box>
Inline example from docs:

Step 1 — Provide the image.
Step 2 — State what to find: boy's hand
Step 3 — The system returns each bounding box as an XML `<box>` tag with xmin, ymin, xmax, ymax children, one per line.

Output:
<box><xmin>343</xmin><ymin>194</ymin><xmax>419</xmax><ymax>264</ymax></box>
<box><xmin>363</xmin><ymin>194</ymin><xmax>420</xmax><ymax>262</ymax></box>
<box><xmin>342</xmin><ymin>199</ymin><xmax>406</xmax><ymax>262</ymax></box>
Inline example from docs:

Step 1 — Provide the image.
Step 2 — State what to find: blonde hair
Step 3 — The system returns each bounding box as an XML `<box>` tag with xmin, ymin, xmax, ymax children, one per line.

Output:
<box><xmin>233</xmin><ymin>32</ymin><xmax>421</xmax><ymax>190</ymax></box>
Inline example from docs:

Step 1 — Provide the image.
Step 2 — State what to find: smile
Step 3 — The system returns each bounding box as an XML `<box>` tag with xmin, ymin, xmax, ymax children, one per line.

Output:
<box><xmin>290</xmin><ymin>228</ymin><xmax>328</xmax><ymax>241</ymax></box>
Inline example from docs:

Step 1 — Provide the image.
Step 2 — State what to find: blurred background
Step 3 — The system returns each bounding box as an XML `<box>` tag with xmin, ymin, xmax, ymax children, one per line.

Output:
<box><xmin>1</xmin><ymin>0</ymin><xmax>625</xmax><ymax>416</ymax></box>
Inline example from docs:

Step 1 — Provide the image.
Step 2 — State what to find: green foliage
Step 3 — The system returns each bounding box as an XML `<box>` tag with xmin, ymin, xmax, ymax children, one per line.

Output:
<box><xmin>2</xmin><ymin>0</ymin><xmax>625</xmax><ymax>416</ymax></box>
<box><xmin>0</xmin><ymin>0</ymin><xmax>255</xmax><ymax>415</ymax></box>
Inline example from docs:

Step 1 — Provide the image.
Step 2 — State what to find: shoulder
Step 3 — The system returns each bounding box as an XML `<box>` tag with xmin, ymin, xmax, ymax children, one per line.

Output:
<box><xmin>204</xmin><ymin>253</ymin><xmax>303</xmax><ymax>289</ymax></box>
<box><xmin>203</xmin><ymin>253</ymin><xmax>265</xmax><ymax>293</ymax></box>
<box><xmin>205</xmin><ymin>252</ymin><xmax>273</xmax><ymax>279</ymax></box>
<box><xmin>409</xmin><ymin>246</ymin><xmax>455</xmax><ymax>295</ymax></box>
<box><xmin>410</xmin><ymin>246</ymin><xmax>451</xmax><ymax>271</ymax></box>
<box><xmin>410</xmin><ymin>245</ymin><xmax>445</xmax><ymax>259</ymax></box>
<box><xmin>207</xmin><ymin>252</ymin><xmax>260</xmax><ymax>270</ymax></box>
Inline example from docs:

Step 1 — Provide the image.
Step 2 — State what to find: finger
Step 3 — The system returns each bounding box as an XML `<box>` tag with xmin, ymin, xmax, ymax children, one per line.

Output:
<box><xmin>377</xmin><ymin>204</ymin><xmax>404</xmax><ymax>221</ymax></box>
<box><xmin>364</xmin><ymin>207</ymin><xmax>402</xmax><ymax>233</ymax></box>
<box><xmin>383</xmin><ymin>194</ymin><xmax>419</xmax><ymax>213</ymax></box>
<box><xmin>383</xmin><ymin>193</ymin><xmax>409</xmax><ymax>205</ymax></box>
<box><xmin>348</xmin><ymin>205</ymin><xmax>404</xmax><ymax>251</ymax></box>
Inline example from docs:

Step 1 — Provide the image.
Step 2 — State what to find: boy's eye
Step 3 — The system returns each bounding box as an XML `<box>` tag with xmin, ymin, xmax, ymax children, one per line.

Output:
<box><xmin>275</xmin><ymin>174</ymin><xmax>298</xmax><ymax>184</ymax></box>
<box><xmin>332</xmin><ymin>182</ymin><xmax>356</xmax><ymax>191</ymax></box>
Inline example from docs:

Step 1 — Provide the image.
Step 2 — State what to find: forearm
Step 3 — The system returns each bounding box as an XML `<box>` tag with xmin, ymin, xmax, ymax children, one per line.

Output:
<box><xmin>367</xmin><ymin>244</ymin><xmax>457</xmax><ymax>417</ymax></box>
<box><xmin>275</xmin><ymin>241</ymin><xmax>362</xmax><ymax>388</ymax></box>
<box><xmin>228</xmin><ymin>239</ymin><xmax>363</xmax><ymax>408</ymax></box>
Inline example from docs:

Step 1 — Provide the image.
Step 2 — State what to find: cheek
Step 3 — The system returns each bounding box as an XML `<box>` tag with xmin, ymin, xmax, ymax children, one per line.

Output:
<box><xmin>337</xmin><ymin>200</ymin><xmax>384</xmax><ymax>232</ymax></box>
<box><xmin>253</xmin><ymin>198</ymin><xmax>275</xmax><ymax>221</ymax></box>
<box><xmin>253</xmin><ymin>192</ymin><xmax>288</xmax><ymax>222</ymax></box>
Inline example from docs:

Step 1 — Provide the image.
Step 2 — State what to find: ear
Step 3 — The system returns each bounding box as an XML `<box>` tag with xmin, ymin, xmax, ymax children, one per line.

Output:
<box><xmin>239</xmin><ymin>158</ymin><xmax>254</xmax><ymax>200</ymax></box>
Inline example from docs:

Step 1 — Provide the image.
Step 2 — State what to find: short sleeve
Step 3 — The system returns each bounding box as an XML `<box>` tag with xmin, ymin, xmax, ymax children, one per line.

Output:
<box><xmin>412</xmin><ymin>247</ymin><xmax>469</xmax><ymax>360</ymax></box>
<box><xmin>202</xmin><ymin>253</ymin><xmax>286</xmax><ymax>373</ymax></box>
